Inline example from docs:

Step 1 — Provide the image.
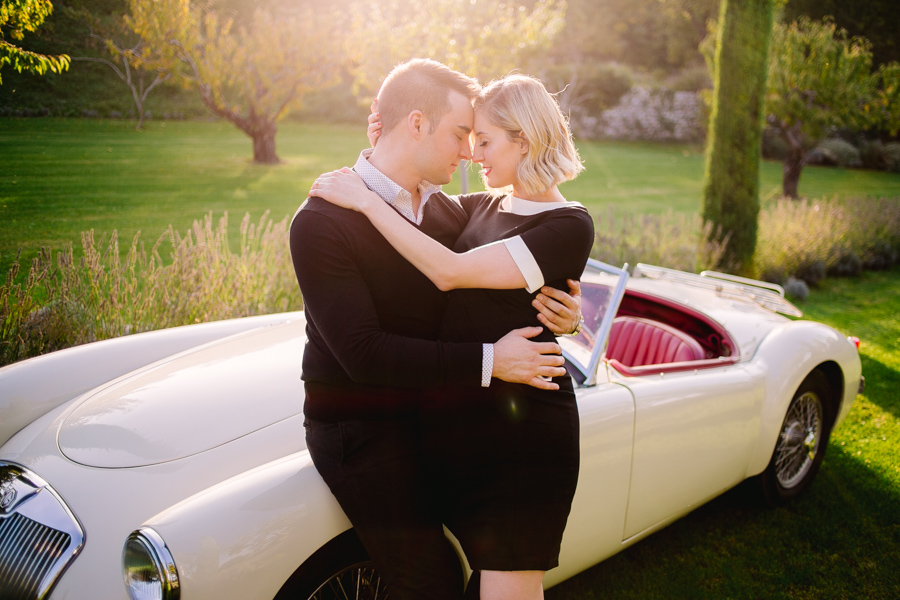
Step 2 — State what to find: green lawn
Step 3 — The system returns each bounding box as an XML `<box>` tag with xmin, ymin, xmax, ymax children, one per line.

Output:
<box><xmin>548</xmin><ymin>266</ymin><xmax>900</xmax><ymax>600</ymax></box>
<box><xmin>3</xmin><ymin>118</ymin><xmax>900</xmax><ymax>274</ymax></box>
<box><xmin>0</xmin><ymin>118</ymin><xmax>365</xmax><ymax>274</ymax></box>
<box><xmin>572</xmin><ymin>140</ymin><xmax>900</xmax><ymax>213</ymax></box>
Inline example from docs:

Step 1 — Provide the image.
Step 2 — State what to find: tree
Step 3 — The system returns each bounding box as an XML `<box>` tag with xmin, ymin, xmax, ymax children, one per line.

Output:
<box><xmin>766</xmin><ymin>17</ymin><xmax>900</xmax><ymax>198</ymax></box>
<box><xmin>66</xmin><ymin>7</ymin><xmax>169</xmax><ymax>130</ymax></box>
<box><xmin>701</xmin><ymin>0</ymin><xmax>774</xmax><ymax>274</ymax></box>
<box><xmin>348</xmin><ymin>0</ymin><xmax>565</xmax><ymax>94</ymax></box>
<box><xmin>348</xmin><ymin>0</ymin><xmax>566</xmax><ymax>191</ymax></box>
<box><xmin>783</xmin><ymin>0</ymin><xmax>900</xmax><ymax>67</ymax></box>
<box><xmin>0</xmin><ymin>0</ymin><xmax>70</xmax><ymax>83</ymax></box>
<box><xmin>127</xmin><ymin>0</ymin><xmax>345</xmax><ymax>163</ymax></box>
<box><xmin>540</xmin><ymin>0</ymin><xmax>719</xmax><ymax>138</ymax></box>
<box><xmin>544</xmin><ymin>0</ymin><xmax>719</xmax><ymax>74</ymax></box>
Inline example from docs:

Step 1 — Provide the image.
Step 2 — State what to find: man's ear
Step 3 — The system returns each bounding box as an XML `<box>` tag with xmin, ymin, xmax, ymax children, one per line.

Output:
<box><xmin>407</xmin><ymin>110</ymin><xmax>426</xmax><ymax>139</ymax></box>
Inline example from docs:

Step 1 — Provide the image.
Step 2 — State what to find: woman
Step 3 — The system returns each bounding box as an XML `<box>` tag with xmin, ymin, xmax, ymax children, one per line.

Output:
<box><xmin>311</xmin><ymin>74</ymin><xmax>593</xmax><ymax>600</ymax></box>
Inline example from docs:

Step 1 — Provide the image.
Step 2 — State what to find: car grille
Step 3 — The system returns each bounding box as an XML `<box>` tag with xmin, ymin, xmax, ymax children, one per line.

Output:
<box><xmin>0</xmin><ymin>513</ymin><xmax>71</xmax><ymax>600</ymax></box>
<box><xmin>0</xmin><ymin>462</ymin><xmax>84</xmax><ymax>600</ymax></box>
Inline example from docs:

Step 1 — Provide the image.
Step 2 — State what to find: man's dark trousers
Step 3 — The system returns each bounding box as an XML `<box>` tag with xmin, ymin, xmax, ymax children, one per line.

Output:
<box><xmin>305</xmin><ymin>416</ymin><xmax>465</xmax><ymax>600</ymax></box>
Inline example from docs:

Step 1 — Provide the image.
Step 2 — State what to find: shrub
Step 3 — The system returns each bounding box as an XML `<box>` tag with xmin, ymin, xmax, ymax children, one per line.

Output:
<box><xmin>831</xmin><ymin>250</ymin><xmax>863</xmax><ymax>277</ymax></box>
<box><xmin>575</xmin><ymin>63</ymin><xmax>634</xmax><ymax>116</ymax></box>
<box><xmin>859</xmin><ymin>139</ymin><xmax>886</xmax><ymax>170</ymax></box>
<box><xmin>593</xmin><ymin>209</ymin><xmax>728</xmax><ymax>273</ymax></box>
<box><xmin>883</xmin><ymin>143</ymin><xmax>900</xmax><ymax>173</ymax></box>
<box><xmin>794</xmin><ymin>259</ymin><xmax>827</xmax><ymax>286</ymax></box>
<box><xmin>756</xmin><ymin>197</ymin><xmax>900</xmax><ymax>285</ymax></box>
<box><xmin>784</xmin><ymin>277</ymin><xmax>810</xmax><ymax>301</ymax></box>
<box><xmin>594</xmin><ymin>197</ymin><xmax>900</xmax><ymax>287</ymax></box>
<box><xmin>544</xmin><ymin>62</ymin><xmax>633</xmax><ymax>117</ymax></box>
<box><xmin>1</xmin><ymin>253</ymin><xmax>44</xmax><ymax>363</ymax></box>
<box><xmin>595</xmin><ymin>86</ymin><xmax>704</xmax><ymax>143</ymax></box>
<box><xmin>0</xmin><ymin>212</ymin><xmax>300</xmax><ymax>366</ymax></box>
<box><xmin>811</xmin><ymin>138</ymin><xmax>863</xmax><ymax>168</ymax></box>
<box><xmin>665</xmin><ymin>65</ymin><xmax>712</xmax><ymax>93</ymax></box>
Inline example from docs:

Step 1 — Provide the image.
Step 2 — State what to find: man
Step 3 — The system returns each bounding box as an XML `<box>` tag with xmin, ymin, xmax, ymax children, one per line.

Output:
<box><xmin>290</xmin><ymin>59</ymin><xmax>581</xmax><ymax>600</ymax></box>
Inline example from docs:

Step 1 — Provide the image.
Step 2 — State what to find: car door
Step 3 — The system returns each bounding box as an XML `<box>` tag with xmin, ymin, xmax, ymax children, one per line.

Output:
<box><xmin>550</xmin><ymin>260</ymin><xmax>639</xmax><ymax>585</ymax></box>
<box><xmin>611</xmin><ymin>363</ymin><xmax>762</xmax><ymax>540</ymax></box>
<box><xmin>550</xmin><ymin>368</ymin><xmax>635</xmax><ymax>586</ymax></box>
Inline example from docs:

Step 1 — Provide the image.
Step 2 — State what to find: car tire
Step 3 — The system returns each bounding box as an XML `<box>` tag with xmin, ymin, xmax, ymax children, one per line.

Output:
<box><xmin>757</xmin><ymin>370</ymin><xmax>834</xmax><ymax>506</ymax></box>
<box><xmin>273</xmin><ymin>529</ymin><xmax>388</xmax><ymax>599</ymax></box>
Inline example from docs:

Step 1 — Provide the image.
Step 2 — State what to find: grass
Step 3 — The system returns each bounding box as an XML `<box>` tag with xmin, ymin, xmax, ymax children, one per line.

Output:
<box><xmin>562</xmin><ymin>140</ymin><xmax>900</xmax><ymax>215</ymax></box>
<box><xmin>3</xmin><ymin>118</ymin><xmax>900</xmax><ymax>274</ymax></box>
<box><xmin>0</xmin><ymin>118</ymin><xmax>365</xmax><ymax>274</ymax></box>
<box><xmin>547</xmin><ymin>266</ymin><xmax>900</xmax><ymax>600</ymax></box>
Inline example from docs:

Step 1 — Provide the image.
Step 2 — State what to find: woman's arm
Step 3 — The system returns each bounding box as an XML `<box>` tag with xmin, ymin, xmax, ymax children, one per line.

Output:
<box><xmin>311</xmin><ymin>168</ymin><xmax>527</xmax><ymax>291</ymax></box>
<box><xmin>310</xmin><ymin>168</ymin><xmax>584</xmax><ymax>334</ymax></box>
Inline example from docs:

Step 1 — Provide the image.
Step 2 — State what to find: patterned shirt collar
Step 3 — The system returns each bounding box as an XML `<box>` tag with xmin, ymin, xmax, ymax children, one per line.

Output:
<box><xmin>353</xmin><ymin>148</ymin><xmax>442</xmax><ymax>225</ymax></box>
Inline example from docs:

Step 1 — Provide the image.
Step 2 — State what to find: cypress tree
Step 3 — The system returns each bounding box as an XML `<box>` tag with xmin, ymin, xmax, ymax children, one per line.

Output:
<box><xmin>702</xmin><ymin>0</ymin><xmax>774</xmax><ymax>274</ymax></box>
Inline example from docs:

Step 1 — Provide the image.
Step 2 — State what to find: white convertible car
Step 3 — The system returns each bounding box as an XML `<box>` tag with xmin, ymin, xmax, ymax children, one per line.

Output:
<box><xmin>0</xmin><ymin>260</ymin><xmax>862</xmax><ymax>600</ymax></box>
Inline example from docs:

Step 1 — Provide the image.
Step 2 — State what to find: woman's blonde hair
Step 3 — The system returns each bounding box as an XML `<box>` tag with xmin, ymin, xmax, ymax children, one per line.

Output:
<box><xmin>474</xmin><ymin>74</ymin><xmax>584</xmax><ymax>196</ymax></box>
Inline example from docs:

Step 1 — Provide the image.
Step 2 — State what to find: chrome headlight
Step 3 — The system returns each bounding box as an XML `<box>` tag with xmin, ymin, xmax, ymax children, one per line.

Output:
<box><xmin>123</xmin><ymin>527</ymin><xmax>180</xmax><ymax>600</ymax></box>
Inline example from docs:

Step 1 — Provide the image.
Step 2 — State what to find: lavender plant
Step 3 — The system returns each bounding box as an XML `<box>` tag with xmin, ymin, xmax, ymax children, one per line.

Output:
<box><xmin>0</xmin><ymin>212</ymin><xmax>300</xmax><ymax>366</ymax></box>
<box><xmin>3</xmin><ymin>197</ymin><xmax>898</xmax><ymax>365</ymax></box>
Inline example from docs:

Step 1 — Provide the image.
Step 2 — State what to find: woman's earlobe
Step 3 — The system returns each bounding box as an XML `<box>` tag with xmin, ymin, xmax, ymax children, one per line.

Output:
<box><xmin>519</xmin><ymin>138</ymin><xmax>529</xmax><ymax>155</ymax></box>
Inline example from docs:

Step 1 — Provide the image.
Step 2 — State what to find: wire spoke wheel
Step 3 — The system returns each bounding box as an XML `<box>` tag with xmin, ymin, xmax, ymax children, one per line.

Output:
<box><xmin>307</xmin><ymin>562</ymin><xmax>387</xmax><ymax>600</ymax></box>
<box><xmin>756</xmin><ymin>370</ymin><xmax>834</xmax><ymax>506</ymax></box>
<box><xmin>774</xmin><ymin>390</ymin><xmax>823</xmax><ymax>489</ymax></box>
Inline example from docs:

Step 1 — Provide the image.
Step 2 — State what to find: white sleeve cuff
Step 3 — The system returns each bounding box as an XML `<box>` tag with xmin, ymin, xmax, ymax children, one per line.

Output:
<box><xmin>481</xmin><ymin>343</ymin><xmax>493</xmax><ymax>387</ymax></box>
<box><xmin>502</xmin><ymin>235</ymin><xmax>544</xmax><ymax>293</ymax></box>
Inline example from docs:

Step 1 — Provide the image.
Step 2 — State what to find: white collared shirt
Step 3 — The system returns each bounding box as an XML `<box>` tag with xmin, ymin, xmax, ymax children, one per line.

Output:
<box><xmin>353</xmin><ymin>149</ymin><xmax>442</xmax><ymax>225</ymax></box>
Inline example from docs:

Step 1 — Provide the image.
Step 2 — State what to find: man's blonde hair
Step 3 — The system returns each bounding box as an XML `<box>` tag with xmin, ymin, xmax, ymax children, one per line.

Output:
<box><xmin>475</xmin><ymin>74</ymin><xmax>584</xmax><ymax>196</ymax></box>
<box><xmin>377</xmin><ymin>58</ymin><xmax>480</xmax><ymax>135</ymax></box>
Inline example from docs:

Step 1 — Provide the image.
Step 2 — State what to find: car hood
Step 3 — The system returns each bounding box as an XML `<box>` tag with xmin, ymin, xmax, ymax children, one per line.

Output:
<box><xmin>57</xmin><ymin>321</ymin><xmax>307</xmax><ymax>469</ymax></box>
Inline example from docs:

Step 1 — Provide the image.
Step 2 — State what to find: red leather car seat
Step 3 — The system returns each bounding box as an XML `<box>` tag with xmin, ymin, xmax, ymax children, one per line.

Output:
<box><xmin>607</xmin><ymin>316</ymin><xmax>705</xmax><ymax>367</ymax></box>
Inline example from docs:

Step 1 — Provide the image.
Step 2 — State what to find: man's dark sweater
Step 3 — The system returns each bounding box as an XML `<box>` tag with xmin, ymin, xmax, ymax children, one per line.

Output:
<box><xmin>290</xmin><ymin>194</ymin><xmax>484</xmax><ymax>421</ymax></box>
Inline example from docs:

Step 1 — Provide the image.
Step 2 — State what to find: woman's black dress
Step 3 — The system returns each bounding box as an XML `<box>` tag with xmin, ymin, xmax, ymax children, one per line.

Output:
<box><xmin>421</xmin><ymin>192</ymin><xmax>595</xmax><ymax>572</ymax></box>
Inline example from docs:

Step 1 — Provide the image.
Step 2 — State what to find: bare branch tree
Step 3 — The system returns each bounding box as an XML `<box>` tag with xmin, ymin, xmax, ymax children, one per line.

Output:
<box><xmin>65</xmin><ymin>8</ymin><xmax>170</xmax><ymax>130</ymax></box>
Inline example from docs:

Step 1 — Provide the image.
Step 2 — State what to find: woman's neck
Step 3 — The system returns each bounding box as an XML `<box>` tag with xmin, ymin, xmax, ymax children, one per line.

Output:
<box><xmin>511</xmin><ymin>185</ymin><xmax>565</xmax><ymax>203</ymax></box>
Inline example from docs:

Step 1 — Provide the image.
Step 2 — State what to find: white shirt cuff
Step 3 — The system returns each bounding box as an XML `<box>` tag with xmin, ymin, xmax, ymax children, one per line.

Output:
<box><xmin>481</xmin><ymin>343</ymin><xmax>493</xmax><ymax>387</ymax></box>
<box><xmin>502</xmin><ymin>235</ymin><xmax>544</xmax><ymax>293</ymax></box>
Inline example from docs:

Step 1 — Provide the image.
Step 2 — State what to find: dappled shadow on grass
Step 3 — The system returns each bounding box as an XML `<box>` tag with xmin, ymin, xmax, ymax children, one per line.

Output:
<box><xmin>547</xmin><ymin>443</ymin><xmax>900</xmax><ymax>600</ymax></box>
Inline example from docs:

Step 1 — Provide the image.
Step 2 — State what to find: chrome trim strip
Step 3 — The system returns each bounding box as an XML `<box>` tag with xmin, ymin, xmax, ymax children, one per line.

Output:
<box><xmin>699</xmin><ymin>270</ymin><xmax>788</xmax><ymax>297</ymax></box>
<box><xmin>0</xmin><ymin>461</ymin><xmax>85</xmax><ymax>600</ymax></box>
<box><xmin>634</xmin><ymin>263</ymin><xmax>803</xmax><ymax>317</ymax></box>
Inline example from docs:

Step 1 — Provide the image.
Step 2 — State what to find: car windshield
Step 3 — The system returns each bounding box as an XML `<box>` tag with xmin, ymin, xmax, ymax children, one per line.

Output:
<box><xmin>559</xmin><ymin>260</ymin><xmax>629</xmax><ymax>385</ymax></box>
